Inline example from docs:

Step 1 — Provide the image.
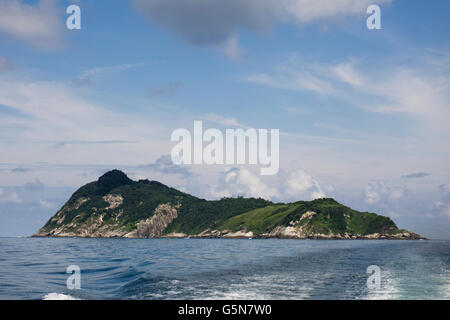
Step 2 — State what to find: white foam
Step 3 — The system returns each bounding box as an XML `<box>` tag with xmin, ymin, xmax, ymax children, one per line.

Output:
<box><xmin>362</xmin><ymin>269</ymin><xmax>401</xmax><ymax>300</ymax></box>
<box><xmin>43</xmin><ymin>293</ymin><xmax>80</xmax><ymax>300</ymax></box>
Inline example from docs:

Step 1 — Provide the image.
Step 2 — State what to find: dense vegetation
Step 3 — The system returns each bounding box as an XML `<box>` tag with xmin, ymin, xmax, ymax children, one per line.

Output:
<box><xmin>38</xmin><ymin>170</ymin><xmax>410</xmax><ymax>238</ymax></box>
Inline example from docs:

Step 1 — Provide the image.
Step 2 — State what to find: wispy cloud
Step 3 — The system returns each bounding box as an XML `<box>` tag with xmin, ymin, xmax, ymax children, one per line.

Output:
<box><xmin>247</xmin><ymin>55</ymin><xmax>450</xmax><ymax>135</ymax></box>
<box><xmin>401</xmin><ymin>172</ymin><xmax>430</xmax><ymax>179</ymax></box>
<box><xmin>72</xmin><ymin>61</ymin><xmax>167</xmax><ymax>86</ymax></box>
<box><xmin>78</xmin><ymin>62</ymin><xmax>165</xmax><ymax>80</ymax></box>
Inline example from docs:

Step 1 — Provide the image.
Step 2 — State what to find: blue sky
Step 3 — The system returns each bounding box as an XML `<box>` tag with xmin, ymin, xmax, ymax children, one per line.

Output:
<box><xmin>0</xmin><ymin>0</ymin><xmax>449</xmax><ymax>238</ymax></box>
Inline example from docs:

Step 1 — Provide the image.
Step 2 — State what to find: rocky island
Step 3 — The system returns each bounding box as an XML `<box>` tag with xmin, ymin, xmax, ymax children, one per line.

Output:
<box><xmin>33</xmin><ymin>170</ymin><xmax>425</xmax><ymax>240</ymax></box>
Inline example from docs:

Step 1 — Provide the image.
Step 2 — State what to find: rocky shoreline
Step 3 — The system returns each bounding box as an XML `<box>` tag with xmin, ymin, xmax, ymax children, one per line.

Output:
<box><xmin>33</xmin><ymin>229</ymin><xmax>427</xmax><ymax>240</ymax></box>
<box><xmin>33</xmin><ymin>170</ymin><xmax>427</xmax><ymax>241</ymax></box>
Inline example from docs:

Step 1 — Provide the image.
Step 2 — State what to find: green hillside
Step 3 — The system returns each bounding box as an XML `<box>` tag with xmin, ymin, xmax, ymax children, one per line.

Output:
<box><xmin>34</xmin><ymin>170</ymin><xmax>425</xmax><ymax>240</ymax></box>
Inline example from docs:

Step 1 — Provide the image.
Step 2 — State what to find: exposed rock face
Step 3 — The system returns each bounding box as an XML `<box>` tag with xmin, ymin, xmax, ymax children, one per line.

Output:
<box><xmin>134</xmin><ymin>204</ymin><xmax>179</xmax><ymax>238</ymax></box>
<box><xmin>103</xmin><ymin>194</ymin><xmax>123</xmax><ymax>210</ymax></box>
<box><xmin>33</xmin><ymin>170</ymin><xmax>426</xmax><ymax>240</ymax></box>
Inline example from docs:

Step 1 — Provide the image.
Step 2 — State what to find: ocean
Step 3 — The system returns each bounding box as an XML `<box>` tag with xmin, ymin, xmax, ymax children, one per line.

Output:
<box><xmin>0</xmin><ymin>238</ymin><xmax>448</xmax><ymax>300</ymax></box>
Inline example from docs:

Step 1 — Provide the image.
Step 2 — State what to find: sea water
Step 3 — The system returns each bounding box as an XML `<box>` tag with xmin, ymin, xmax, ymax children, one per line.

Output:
<box><xmin>0</xmin><ymin>238</ymin><xmax>448</xmax><ymax>300</ymax></box>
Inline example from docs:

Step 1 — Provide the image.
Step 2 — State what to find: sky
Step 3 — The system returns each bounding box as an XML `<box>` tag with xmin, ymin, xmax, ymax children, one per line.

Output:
<box><xmin>0</xmin><ymin>0</ymin><xmax>449</xmax><ymax>238</ymax></box>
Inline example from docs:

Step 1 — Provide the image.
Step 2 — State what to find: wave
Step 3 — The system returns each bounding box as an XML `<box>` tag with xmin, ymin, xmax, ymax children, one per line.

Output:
<box><xmin>43</xmin><ymin>293</ymin><xmax>80</xmax><ymax>300</ymax></box>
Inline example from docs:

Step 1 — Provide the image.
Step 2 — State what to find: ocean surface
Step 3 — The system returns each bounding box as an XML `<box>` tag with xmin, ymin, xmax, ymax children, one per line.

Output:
<box><xmin>0</xmin><ymin>238</ymin><xmax>448</xmax><ymax>300</ymax></box>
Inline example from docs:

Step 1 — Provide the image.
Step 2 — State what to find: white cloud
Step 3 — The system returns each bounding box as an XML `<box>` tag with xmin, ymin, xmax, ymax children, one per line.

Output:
<box><xmin>215</xmin><ymin>167</ymin><xmax>279</xmax><ymax>200</ymax></box>
<box><xmin>0</xmin><ymin>71</ymin><xmax>175</xmax><ymax>187</ymax></box>
<box><xmin>77</xmin><ymin>62</ymin><xmax>166</xmax><ymax>81</ymax></box>
<box><xmin>0</xmin><ymin>191</ymin><xmax>23</xmax><ymax>204</ymax></box>
<box><xmin>0</xmin><ymin>0</ymin><xmax>63</xmax><ymax>49</ymax></box>
<box><xmin>286</xmin><ymin>169</ymin><xmax>325</xmax><ymax>200</ymax></box>
<box><xmin>247</xmin><ymin>64</ymin><xmax>336</xmax><ymax>95</ymax></box>
<box><xmin>364</xmin><ymin>183</ymin><xmax>405</xmax><ymax>204</ymax></box>
<box><xmin>389</xmin><ymin>188</ymin><xmax>404</xmax><ymax>200</ymax></box>
<box><xmin>247</xmin><ymin>56</ymin><xmax>450</xmax><ymax>136</ymax></box>
<box><xmin>38</xmin><ymin>199</ymin><xmax>55</xmax><ymax>209</ymax></box>
<box><xmin>221</xmin><ymin>36</ymin><xmax>242</xmax><ymax>60</ymax></box>
<box><xmin>211</xmin><ymin>167</ymin><xmax>325</xmax><ymax>201</ymax></box>
<box><xmin>280</xmin><ymin>0</ymin><xmax>392</xmax><ymax>24</ymax></box>
<box><xmin>364</xmin><ymin>184</ymin><xmax>382</xmax><ymax>204</ymax></box>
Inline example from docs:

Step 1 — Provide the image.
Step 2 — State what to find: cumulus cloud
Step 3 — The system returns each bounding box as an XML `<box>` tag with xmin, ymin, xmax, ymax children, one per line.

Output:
<box><xmin>364</xmin><ymin>183</ymin><xmax>405</xmax><ymax>204</ymax></box>
<box><xmin>211</xmin><ymin>167</ymin><xmax>279</xmax><ymax>200</ymax></box>
<box><xmin>211</xmin><ymin>167</ymin><xmax>325</xmax><ymax>201</ymax></box>
<box><xmin>0</xmin><ymin>0</ymin><xmax>63</xmax><ymax>49</ymax></box>
<box><xmin>285</xmin><ymin>169</ymin><xmax>325</xmax><ymax>200</ymax></box>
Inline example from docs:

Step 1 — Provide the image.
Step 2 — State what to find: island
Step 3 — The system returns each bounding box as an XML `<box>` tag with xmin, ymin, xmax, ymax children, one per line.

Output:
<box><xmin>33</xmin><ymin>170</ymin><xmax>425</xmax><ymax>239</ymax></box>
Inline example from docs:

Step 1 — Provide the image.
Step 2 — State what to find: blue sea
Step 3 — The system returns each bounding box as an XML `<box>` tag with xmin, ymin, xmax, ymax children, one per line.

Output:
<box><xmin>0</xmin><ymin>238</ymin><xmax>448</xmax><ymax>300</ymax></box>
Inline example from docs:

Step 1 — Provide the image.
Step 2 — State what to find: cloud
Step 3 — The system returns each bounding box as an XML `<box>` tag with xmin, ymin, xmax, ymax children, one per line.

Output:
<box><xmin>0</xmin><ymin>190</ymin><xmax>22</xmax><ymax>204</ymax></box>
<box><xmin>0</xmin><ymin>69</ymin><xmax>173</xmax><ymax>189</ymax></box>
<box><xmin>132</xmin><ymin>0</ymin><xmax>392</xmax><ymax>52</ymax></box>
<box><xmin>211</xmin><ymin>167</ymin><xmax>325</xmax><ymax>201</ymax></box>
<box><xmin>38</xmin><ymin>199</ymin><xmax>55</xmax><ymax>209</ymax></box>
<box><xmin>211</xmin><ymin>167</ymin><xmax>279</xmax><ymax>200</ymax></box>
<box><xmin>23</xmin><ymin>180</ymin><xmax>45</xmax><ymax>191</ymax></box>
<box><xmin>364</xmin><ymin>183</ymin><xmax>405</xmax><ymax>204</ymax></box>
<box><xmin>247</xmin><ymin>68</ymin><xmax>336</xmax><ymax>95</ymax></box>
<box><xmin>139</xmin><ymin>155</ymin><xmax>193</xmax><ymax>178</ymax></box>
<box><xmin>285</xmin><ymin>169</ymin><xmax>325</xmax><ymax>200</ymax></box>
<box><xmin>247</xmin><ymin>56</ymin><xmax>450</xmax><ymax>135</ymax></box>
<box><xmin>74</xmin><ymin>62</ymin><xmax>166</xmax><ymax>85</ymax></box>
<box><xmin>0</xmin><ymin>0</ymin><xmax>63</xmax><ymax>49</ymax></box>
<box><xmin>221</xmin><ymin>36</ymin><xmax>242</xmax><ymax>60</ymax></box>
<box><xmin>132</xmin><ymin>0</ymin><xmax>276</xmax><ymax>45</ymax></box>
<box><xmin>401</xmin><ymin>172</ymin><xmax>430</xmax><ymax>179</ymax></box>
<box><xmin>280</xmin><ymin>0</ymin><xmax>392</xmax><ymax>24</ymax></box>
